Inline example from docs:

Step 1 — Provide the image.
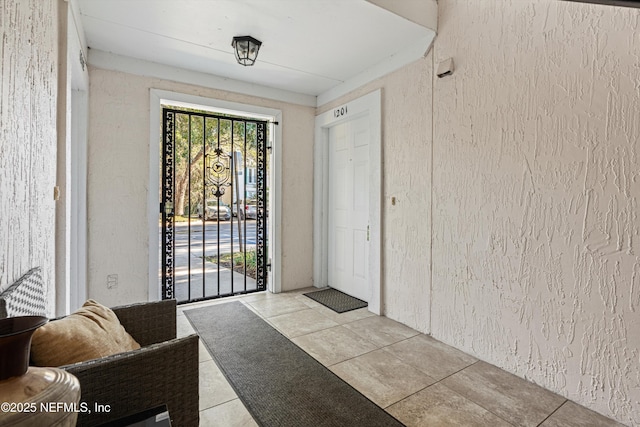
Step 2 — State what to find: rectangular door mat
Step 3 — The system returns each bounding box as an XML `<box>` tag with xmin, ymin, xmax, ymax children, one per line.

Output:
<box><xmin>303</xmin><ymin>288</ymin><xmax>368</xmax><ymax>313</ymax></box>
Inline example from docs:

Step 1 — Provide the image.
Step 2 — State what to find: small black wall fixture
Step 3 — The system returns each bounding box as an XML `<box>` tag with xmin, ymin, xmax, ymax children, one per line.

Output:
<box><xmin>232</xmin><ymin>36</ymin><xmax>262</xmax><ymax>66</ymax></box>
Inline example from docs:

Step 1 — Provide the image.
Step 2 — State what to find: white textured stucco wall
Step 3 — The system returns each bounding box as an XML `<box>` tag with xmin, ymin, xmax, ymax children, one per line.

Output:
<box><xmin>318</xmin><ymin>1</ymin><xmax>639</xmax><ymax>424</ymax></box>
<box><xmin>431</xmin><ymin>1</ymin><xmax>639</xmax><ymax>425</ymax></box>
<box><xmin>87</xmin><ymin>67</ymin><xmax>315</xmax><ymax>307</ymax></box>
<box><xmin>0</xmin><ymin>0</ymin><xmax>58</xmax><ymax>315</ymax></box>
<box><xmin>318</xmin><ymin>56</ymin><xmax>434</xmax><ymax>333</ymax></box>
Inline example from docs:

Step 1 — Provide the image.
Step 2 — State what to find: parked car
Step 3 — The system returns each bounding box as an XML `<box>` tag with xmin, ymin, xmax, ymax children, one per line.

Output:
<box><xmin>245</xmin><ymin>200</ymin><xmax>257</xmax><ymax>219</ymax></box>
<box><xmin>232</xmin><ymin>199</ymin><xmax>258</xmax><ymax>219</ymax></box>
<box><xmin>199</xmin><ymin>201</ymin><xmax>231</xmax><ymax>221</ymax></box>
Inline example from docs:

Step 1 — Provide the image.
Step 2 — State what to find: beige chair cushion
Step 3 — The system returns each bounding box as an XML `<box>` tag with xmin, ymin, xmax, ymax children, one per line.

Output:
<box><xmin>31</xmin><ymin>299</ymin><xmax>141</xmax><ymax>367</ymax></box>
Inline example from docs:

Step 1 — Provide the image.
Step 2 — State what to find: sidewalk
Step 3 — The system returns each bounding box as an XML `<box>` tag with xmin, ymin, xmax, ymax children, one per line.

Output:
<box><xmin>173</xmin><ymin>251</ymin><xmax>257</xmax><ymax>302</ymax></box>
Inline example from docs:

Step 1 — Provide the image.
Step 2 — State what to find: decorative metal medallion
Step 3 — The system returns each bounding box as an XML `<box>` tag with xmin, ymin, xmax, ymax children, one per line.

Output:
<box><xmin>205</xmin><ymin>148</ymin><xmax>232</xmax><ymax>198</ymax></box>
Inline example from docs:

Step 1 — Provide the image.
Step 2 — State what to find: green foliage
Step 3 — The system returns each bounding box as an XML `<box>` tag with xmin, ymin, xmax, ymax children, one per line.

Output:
<box><xmin>164</xmin><ymin>105</ymin><xmax>265</xmax><ymax>216</ymax></box>
<box><xmin>205</xmin><ymin>249</ymin><xmax>257</xmax><ymax>280</ymax></box>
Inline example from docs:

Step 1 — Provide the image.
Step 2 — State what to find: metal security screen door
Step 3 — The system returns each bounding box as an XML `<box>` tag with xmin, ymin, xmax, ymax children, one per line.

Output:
<box><xmin>161</xmin><ymin>107</ymin><xmax>268</xmax><ymax>302</ymax></box>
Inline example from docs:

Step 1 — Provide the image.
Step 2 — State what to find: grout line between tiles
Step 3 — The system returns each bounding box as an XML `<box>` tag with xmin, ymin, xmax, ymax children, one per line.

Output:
<box><xmin>380</xmin><ymin>360</ymin><xmax>480</xmax><ymax>410</ymax></box>
<box><xmin>425</xmin><ymin>361</ymin><xmax>523</xmax><ymax>427</ymax></box>
<box><xmin>534</xmin><ymin>399</ymin><xmax>569</xmax><ymax>426</ymax></box>
<box><xmin>199</xmin><ymin>395</ymin><xmax>238</xmax><ymax>412</ymax></box>
<box><xmin>382</xmin><ymin>370</ymin><xmax>517</xmax><ymax>427</ymax></box>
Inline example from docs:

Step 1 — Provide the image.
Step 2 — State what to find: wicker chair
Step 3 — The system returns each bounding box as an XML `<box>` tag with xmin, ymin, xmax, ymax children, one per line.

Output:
<box><xmin>61</xmin><ymin>300</ymin><xmax>200</xmax><ymax>426</ymax></box>
<box><xmin>0</xmin><ymin>268</ymin><xmax>199</xmax><ymax>426</ymax></box>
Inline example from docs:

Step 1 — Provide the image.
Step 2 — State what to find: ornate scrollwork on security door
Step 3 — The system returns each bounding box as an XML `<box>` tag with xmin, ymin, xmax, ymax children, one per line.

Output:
<box><xmin>255</xmin><ymin>121</ymin><xmax>267</xmax><ymax>292</ymax></box>
<box><xmin>161</xmin><ymin>110</ymin><xmax>175</xmax><ymax>300</ymax></box>
<box><xmin>205</xmin><ymin>148</ymin><xmax>232</xmax><ymax>198</ymax></box>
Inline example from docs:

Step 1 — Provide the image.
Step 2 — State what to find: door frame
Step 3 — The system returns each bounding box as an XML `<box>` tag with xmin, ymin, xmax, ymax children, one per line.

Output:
<box><xmin>57</xmin><ymin>1</ymin><xmax>89</xmax><ymax>316</ymax></box>
<box><xmin>314</xmin><ymin>89</ymin><xmax>382</xmax><ymax>315</ymax></box>
<box><xmin>149</xmin><ymin>89</ymin><xmax>282</xmax><ymax>301</ymax></box>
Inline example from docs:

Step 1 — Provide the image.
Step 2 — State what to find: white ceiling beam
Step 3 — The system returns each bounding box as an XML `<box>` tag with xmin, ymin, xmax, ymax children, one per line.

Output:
<box><xmin>87</xmin><ymin>50</ymin><xmax>317</xmax><ymax>107</ymax></box>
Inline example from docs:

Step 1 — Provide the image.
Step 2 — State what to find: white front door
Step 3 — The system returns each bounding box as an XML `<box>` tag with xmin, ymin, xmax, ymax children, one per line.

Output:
<box><xmin>328</xmin><ymin>115</ymin><xmax>370</xmax><ymax>301</ymax></box>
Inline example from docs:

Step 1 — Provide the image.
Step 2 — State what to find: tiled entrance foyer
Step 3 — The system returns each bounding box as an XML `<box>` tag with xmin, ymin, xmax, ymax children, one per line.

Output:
<box><xmin>176</xmin><ymin>289</ymin><xmax>622</xmax><ymax>427</ymax></box>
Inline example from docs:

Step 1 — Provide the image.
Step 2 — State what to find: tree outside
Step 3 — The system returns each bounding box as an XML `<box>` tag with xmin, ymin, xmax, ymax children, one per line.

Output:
<box><xmin>168</xmin><ymin>107</ymin><xmax>260</xmax><ymax>217</ymax></box>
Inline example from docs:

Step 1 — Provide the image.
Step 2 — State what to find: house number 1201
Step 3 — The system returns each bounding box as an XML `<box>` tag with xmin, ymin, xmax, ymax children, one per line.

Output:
<box><xmin>334</xmin><ymin>106</ymin><xmax>348</xmax><ymax>118</ymax></box>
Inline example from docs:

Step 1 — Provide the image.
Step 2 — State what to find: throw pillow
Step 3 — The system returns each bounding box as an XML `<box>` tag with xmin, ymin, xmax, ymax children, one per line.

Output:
<box><xmin>30</xmin><ymin>299</ymin><xmax>141</xmax><ymax>367</ymax></box>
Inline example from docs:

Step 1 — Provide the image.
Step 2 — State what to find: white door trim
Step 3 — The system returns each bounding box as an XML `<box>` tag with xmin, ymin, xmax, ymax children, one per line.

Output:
<box><xmin>314</xmin><ymin>90</ymin><xmax>382</xmax><ymax>315</ymax></box>
<box><xmin>58</xmin><ymin>2</ymin><xmax>89</xmax><ymax>316</ymax></box>
<box><xmin>149</xmin><ymin>89</ymin><xmax>283</xmax><ymax>301</ymax></box>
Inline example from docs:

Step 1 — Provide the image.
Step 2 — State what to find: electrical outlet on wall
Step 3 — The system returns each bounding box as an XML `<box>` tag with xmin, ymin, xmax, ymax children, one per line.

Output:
<box><xmin>107</xmin><ymin>274</ymin><xmax>118</xmax><ymax>289</ymax></box>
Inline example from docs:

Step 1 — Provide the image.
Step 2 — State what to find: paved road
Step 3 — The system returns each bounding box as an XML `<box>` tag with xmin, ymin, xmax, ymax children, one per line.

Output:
<box><xmin>174</xmin><ymin>219</ymin><xmax>257</xmax><ymax>256</ymax></box>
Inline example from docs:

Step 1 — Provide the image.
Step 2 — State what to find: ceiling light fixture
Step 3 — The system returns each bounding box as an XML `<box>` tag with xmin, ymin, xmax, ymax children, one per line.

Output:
<box><xmin>232</xmin><ymin>36</ymin><xmax>262</xmax><ymax>66</ymax></box>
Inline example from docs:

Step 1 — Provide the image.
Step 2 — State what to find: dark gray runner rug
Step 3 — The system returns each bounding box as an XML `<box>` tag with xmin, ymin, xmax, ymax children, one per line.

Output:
<box><xmin>304</xmin><ymin>288</ymin><xmax>367</xmax><ymax>313</ymax></box>
<box><xmin>185</xmin><ymin>301</ymin><xmax>404</xmax><ymax>427</ymax></box>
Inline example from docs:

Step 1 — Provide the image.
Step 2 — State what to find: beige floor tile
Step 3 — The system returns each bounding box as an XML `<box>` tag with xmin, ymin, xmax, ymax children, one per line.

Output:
<box><xmin>295</xmin><ymin>295</ymin><xmax>322</xmax><ymax>308</ymax></box>
<box><xmin>342</xmin><ymin>315</ymin><xmax>419</xmax><ymax>347</ymax></box>
<box><xmin>182</xmin><ymin>296</ymin><xmax>245</xmax><ymax>311</ymax></box>
<box><xmin>330</xmin><ymin>349</ymin><xmax>436</xmax><ymax>408</ymax></box>
<box><xmin>312</xmin><ymin>305</ymin><xmax>376</xmax><ymax>324</ymax></box>
<box><xmin>189</xmin><ymin>292</ymin><xmax>621</xmax><ymax>427</ymax></box>
<box><xmin>246</xmin><ymin>296</ymin><xmax>310</xmax><ymax>318</ymax></box>
<box><xmin>540</xmin><ymin>401</ymin><xmax>625</xmax><ymax>427</ymax></box>
<box><xmin>267</xmin><ymin>308</ymin><xmax>339</xmax><ymax>338</ymax></box>
<box><xmin>282</xmin><ymin>287</ymin><xmax>319</xmax><ymax>296</ymax></box>
<box><xmin>198</xmin><ymin>340</ymin><xmax>212</xmax><ymax>362</ymax></box>
<box><xmin>240</xmin><ymin>291</ymin><xmax>278</xmax><ymax>303</ymax></box>
<box><xmin>294</xmin><ymin>293</ymin><xmax>323</xmax><ymax>308</ymax></box>
<box><xmin>177</xmin><ymin>314</ymin><xmax>196</xmax><ymax>337</ymax></box>
<box><xmin>199</xmin><ymin>359</ymin><xmax>237</xmax><ymax>411</ymax></box>
<box><xmin>241</xmin><ymin>300</ymin><xmax>266</xmax><ymax>319</ymax></box>
<box><xmin>384</xmin><ymin>334</ymin><xmax>477</xmax><ymax>380</ymax></box>
<box><xmin>291</xmin><ymin>325</ymin><xmax>379</xmax><ymax>366</ymax></box>
<box><xmin>387</xmin><ymin>383</ymin><xmax>513</xmax><ymax>427</ymax></box>
<box><xmin>199</xmin><ymin>399</ymin><xmax>257</xmax><ymax>427</ymax></box>
<box><xmin>441</xmin><ymin>361</ymin><xmax>566</xmax><ymax>427</ymax></box>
